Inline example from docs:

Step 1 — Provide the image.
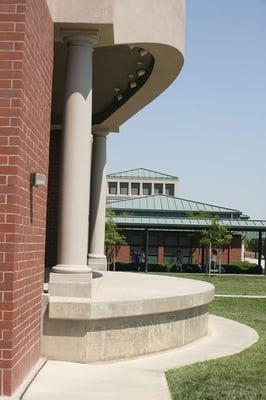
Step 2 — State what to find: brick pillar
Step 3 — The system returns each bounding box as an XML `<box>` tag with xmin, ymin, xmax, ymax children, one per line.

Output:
<box><xmin>158</xmin><ymin>233</ymin><xmax>164</xmax><ymax>264</ymax></box>
<box><xmin>192</xmin><ymin>247</ymin><xmax>201</xmax><ymax>264</ymax></box>
<box><xmin>0</xmin><ymin>1</ymin><xmax>53</xmax><ymax>395</ymax></box>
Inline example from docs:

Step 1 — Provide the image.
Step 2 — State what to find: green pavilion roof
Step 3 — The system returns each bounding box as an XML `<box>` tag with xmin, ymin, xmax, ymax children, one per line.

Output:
<box><xmin>107</xmin><ymin>168</ymin><xmax>179</xmax><ymax>180</ymax></box>
<box><xmin>112</xmin><ymin>216</ymin><xmax>266</xmax><ymax>232</ymax></box>
<box><xmin>108</xmin><ymin>194</ymin><xmax>241</xmax><ymax>214</ymax></box>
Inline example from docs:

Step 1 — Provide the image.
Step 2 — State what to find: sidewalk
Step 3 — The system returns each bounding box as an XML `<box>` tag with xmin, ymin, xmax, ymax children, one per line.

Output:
<box><xmin>22</xmin><ymin>315</ymin><xmax>258</xmax><ymax>400</ymax></box>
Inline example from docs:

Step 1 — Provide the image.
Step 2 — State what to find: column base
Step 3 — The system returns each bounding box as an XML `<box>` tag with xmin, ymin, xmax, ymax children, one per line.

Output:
<box><xmin>49</xmin><ymin>271</ymin><xmax>92</xmax><ymax>298</ymax></box>
<box><xmin>52</xmin><ymin>264</ymin><xmax>91</xmax><ymax>274</ymax></box>
<box><xmin>88</xmin><ymin>254</ymin><xmax>107</xmax><ymax>271</ymax></box>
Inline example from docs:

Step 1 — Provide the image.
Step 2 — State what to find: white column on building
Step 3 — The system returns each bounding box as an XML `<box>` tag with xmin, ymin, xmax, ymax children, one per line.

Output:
<box><xmin>53</xmin><ymin>33</ymin><xmax>97</xmax><ymax>274</ymax></box>
<box><xmin>88</xmin><ymin>130</ymin><xmax>109</xmax><ymax>271</ymax></box>
<box><xmin>241</xmin><ymin>235</ymin><xmax>245</xmax><ymax>261</ymax></box>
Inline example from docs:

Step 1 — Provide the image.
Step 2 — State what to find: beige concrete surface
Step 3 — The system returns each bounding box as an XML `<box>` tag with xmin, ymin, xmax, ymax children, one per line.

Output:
<box><xmin>23</xmin><ymin>315</ymin><xmax>258</xmax><ymax>400</ymax></box>
<box><xmin>48</xmin><ymin>0</ymin><xmax>185</xmax><ymax>132</ymax></box>
<box><xmin>43</xmin><ymin>273</ymin><xmax>214</xmax><ymax>362</ymax></box>
<box><xmin>53</xmin><ymin>35</ymin><xmax>94</xmax><ymax>275</ymax></box>
<box><xmin>48</xmin><ymin>272</ymin><xmax>215</xmax><ymax>319</ymax></box>
<box><xmin>88</xmin><ymin>131</ymin><xmax>109</xmax><ymax>272</ymax></box>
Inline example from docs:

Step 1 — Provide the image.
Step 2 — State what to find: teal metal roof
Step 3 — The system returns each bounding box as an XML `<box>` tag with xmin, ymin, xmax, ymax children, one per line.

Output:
<box><xmin>107</xmin><ymin>196</ymin><xmax>135</xmax><ymax>203</ymax></box>
<box><xmin>107</xmin><ymin>168</ymin><xmax>178</xmax><ymax>180</ymax></box>
<box><xmin>112</xmin><ymin>216</ymin><xmax>266</xmax><ymax>231</ymax></box>
<box><xmin>108</xmin><ymin>195</ymin><xmax>240</xmax><ymax>214</ymax></box>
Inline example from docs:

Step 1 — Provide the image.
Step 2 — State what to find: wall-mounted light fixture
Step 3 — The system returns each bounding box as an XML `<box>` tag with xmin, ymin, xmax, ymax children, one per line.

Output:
<box><xmin>30</xmin><ymin>172</ymin><xmax>46</xmax><ymax>187</ymax></box>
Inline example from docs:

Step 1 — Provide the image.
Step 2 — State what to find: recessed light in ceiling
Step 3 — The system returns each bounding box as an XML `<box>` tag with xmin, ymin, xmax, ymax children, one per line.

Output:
<box><xmin>137</xmin><ymin>69</ymin><xmax>146</xmax><ymax>77</ymax></box>
<box><xmin>129</xmin><ymin>81</ymin><xmax>137</xmax><ymax>89</ymax></box>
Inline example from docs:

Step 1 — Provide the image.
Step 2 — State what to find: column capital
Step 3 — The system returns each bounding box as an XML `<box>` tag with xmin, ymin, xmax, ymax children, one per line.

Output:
<box><xmin>92</xmin><ymin>129</ymin><xmax>110</xmax><ymax>137</ymax></box>
<box><xmin>56</xmin><ymin>29</ymin><xmax>99</xmax><ymax>47</ymax></box>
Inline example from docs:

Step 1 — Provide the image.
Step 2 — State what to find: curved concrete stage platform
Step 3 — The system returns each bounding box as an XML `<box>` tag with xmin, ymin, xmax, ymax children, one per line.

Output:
<box><xmin>24</xmin><ymin>315</ymin><xmax>258</xmax><ymax>400</ymax></box>
<box><xmin>42</xmin><ymin>273</ymin><xmax>214</xmax><ymax>362</ymax></box>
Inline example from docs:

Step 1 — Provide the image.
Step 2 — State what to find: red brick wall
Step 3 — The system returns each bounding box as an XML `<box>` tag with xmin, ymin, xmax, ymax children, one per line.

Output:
<box><xmin>116</xmin><ymin>244</ymin><xmax>130</xmax><ymax>263</ymax></box>
<box><xmin>157</xmin><ymin>233</ymin><xmax>164</xmax><ymax>264</ymax></box>
<box><xmin>229</xmin><ymin>235</ymin><xmax>242</xmax><ymax>263</ymax></box>
<box><xmin>0</xmin><ymin>1</ymin><xmax>53</xmax><ymax>395</ymax></box>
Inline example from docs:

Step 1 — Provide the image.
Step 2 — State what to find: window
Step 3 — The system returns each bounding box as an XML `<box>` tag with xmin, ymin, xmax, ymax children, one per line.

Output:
<box><xmin>143</xmin><ymin>183</ymin><xmax>152</xmax><ymax>195</ymax></box>
<box><xmin>179</xmin><ymin>236</ymin><xmax>193</xmax><ymax>247</ymax></box>
<box><xmin>165</xmin><ymin>184</ymin><xmax>174</xmax><ymax>196</ymax></box>
<box><xmin>164</xmin><ymin>234</ymin><xmax>177</xmax><ymax>264</ymax></box>
<box><xmin>108</xmin><ymin>182</ymin><xmax>117</xmax><ymax>195</ymax></box>
<box><xmin>154</xmin><ymin>183</ymin><xmax>163</xmax><ymax>195</ymax></box>
<box><xmin>163</xmin><ymin>234</ymin><xmax>193</xmax><ymax>264</ymax></box>
<box><xmin>131</xmin><ymin>234</ymin><xmax>144</xmax><ymax>246</ymax></box>
<box><xmin>148</xmin><ymin>235</ymin><xmax>158</xmax><ymax>263</ymax></box>
<box><xmin>131</xmin><ymin>182</ymin><xmax>140</xmax><ymax>195</ymax></box>
<box><xmin>165</xmin><ymin>235</ymin><xmax>177</xmax><ymax>246</ymax></box>
<box><xmin>120</xmin><ymin>182</ymin><xmax>129</xmax><ymax>195</ymax></box>
<box><xmin>130</xmin><ymin>234</ymin><xmax>145</xmax><ymax>259</ymax></box>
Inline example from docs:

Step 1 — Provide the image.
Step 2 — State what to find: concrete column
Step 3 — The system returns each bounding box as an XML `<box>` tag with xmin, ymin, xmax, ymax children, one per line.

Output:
<box><xmin>88</xmin><ymin>130</ymin><xmax>109</xmax><ymax>271</ymax></box>
<box><xmin>258</xmin><ymin>231</ymin><xmax>262</xmax><ymax>268</ymax></box>
<box><xmin>53</xmin><ymin>34</ymin><xmax>96</xmax><ymax>275</ymax></box>
<box><xmin>145</xmin><ymin>228</ymin><xmax>149</xmax><ymax>273</ymax></box>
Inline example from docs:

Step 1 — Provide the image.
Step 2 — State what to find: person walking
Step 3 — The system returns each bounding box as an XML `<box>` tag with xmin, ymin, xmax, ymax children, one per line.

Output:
<box><xmin>175</xmin><ymin>250</ymin><xmax>183</xmax><ymax>272</ymax></box>
<box><xmin>138</xmin><ymin>248</ymin><xmax>146</xmax><ymax>272</ymax></box>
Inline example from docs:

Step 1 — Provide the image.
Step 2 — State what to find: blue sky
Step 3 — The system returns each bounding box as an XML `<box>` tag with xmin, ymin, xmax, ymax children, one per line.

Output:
<box><xmin>107</xmin><ymin>0</ymin><xmax>266</xmax><ymax>219</ymax></box>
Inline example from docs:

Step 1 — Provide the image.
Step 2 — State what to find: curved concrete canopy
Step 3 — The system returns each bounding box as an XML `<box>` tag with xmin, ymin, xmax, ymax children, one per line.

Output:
<box><xmin>48</xmin><ymin>0</ymin><xmax>185</xmax><ymax>131</ymax></box>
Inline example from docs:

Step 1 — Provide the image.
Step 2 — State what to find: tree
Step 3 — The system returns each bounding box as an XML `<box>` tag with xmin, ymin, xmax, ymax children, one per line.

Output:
<box><xmin>215</xmin><ymin>223</ymin><xmax>232</xmax><ymax>274</ymax></box>
<box><xmin>199</xmin><ymin>222</ymin><xmax>218</xmax><ymax>275</ymax></box>
<box><xmin>105</xmin><ymin>209</ymin><xmax>126</xmax><ymax>270</ymax></box>
<box><xmin>186</xmin><ymin>211</ymin><xmax>211</xmax><ymax>219</ymax></box>
<box><xmin>200</xmin><ymin>218</ymin><xmax>232</xmax><ymax>275</ymax></box>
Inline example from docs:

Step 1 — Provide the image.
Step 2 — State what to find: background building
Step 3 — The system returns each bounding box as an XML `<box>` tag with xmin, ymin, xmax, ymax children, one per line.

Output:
<box><xmin>107</xmin><ymin>168</ymin><xmax>179</xmax><ymax>198</ymax></box>
<box><xmin>107</xmin><ymin>169</ymin><xmax>266</xmax><ymax>267</ymax></box>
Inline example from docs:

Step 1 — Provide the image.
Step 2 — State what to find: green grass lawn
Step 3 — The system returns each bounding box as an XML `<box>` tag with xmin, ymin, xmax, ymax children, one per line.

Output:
<box><xmin>166</xmin><ymin>297</ymin><xmax>266</xmax><ymax>400</ymax></box>
<box><xmin>155</xmin><ymin>274</ymin><xmax>266</xmax><ymax>295</ymax></box>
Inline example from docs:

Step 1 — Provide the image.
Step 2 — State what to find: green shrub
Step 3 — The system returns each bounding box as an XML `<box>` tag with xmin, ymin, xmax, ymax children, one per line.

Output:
<box><xmin>231</xmin><ymin>261</ymin><xmax>255</xmax><ymax>269</ymax></box>
<box><xmin>112</xmin><ymin>262</ymin><xmax>204</xmax><ymax>273</ymax></box>
<box><xmin>113</xmin><ymin>262</ymin><xmax>167</xmax><ymax>272</ymax></box>
<box><xmin>181</xmin><ymin>263</ymin><xmax>202</xmax><ymax>273</ymax></box>
<box><xmin>222</xmin><ymin>262</ymin><xmax>263</xmax><ymax>274</ymax></box>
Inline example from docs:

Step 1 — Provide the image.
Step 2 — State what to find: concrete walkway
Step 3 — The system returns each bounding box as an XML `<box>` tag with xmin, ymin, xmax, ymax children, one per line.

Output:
<box><xmin>23</xmin><ymin>315</ymin><xmax>258</xmax><ymax>400</ymax></box>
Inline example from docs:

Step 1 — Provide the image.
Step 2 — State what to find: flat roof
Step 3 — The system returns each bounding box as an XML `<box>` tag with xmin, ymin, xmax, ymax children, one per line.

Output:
<box><xmin>107</xmin><ymin>168</ymin><xmax>179</xmax><ymax>181</ymax></box>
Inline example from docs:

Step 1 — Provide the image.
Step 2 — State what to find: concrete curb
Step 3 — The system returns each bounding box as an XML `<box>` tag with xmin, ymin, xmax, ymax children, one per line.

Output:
<box><xmin>22</xmin><ymin>315</ymin><xmax>258</xmax><ymax>400</ymax></box>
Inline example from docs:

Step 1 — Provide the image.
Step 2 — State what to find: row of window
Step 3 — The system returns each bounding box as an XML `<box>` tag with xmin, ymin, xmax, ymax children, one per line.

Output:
<box><xmin>130</xmin><ymin>233</ymin><xmax>193</xmax><ymax>263</ymax></box>
<box><xmin>130</xmin><ymin>234</ymin><xmax>194</xmax><ymax>247</ymax></box>
<box><xmin>130</xmin><ymin>246</ymin><xmax>192</xmax><ymax>264</ymax></box>
<box><xmin>108</xmin><ymin>182</ymin><xmax>175</xmax><ymax>196</ymax></box>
